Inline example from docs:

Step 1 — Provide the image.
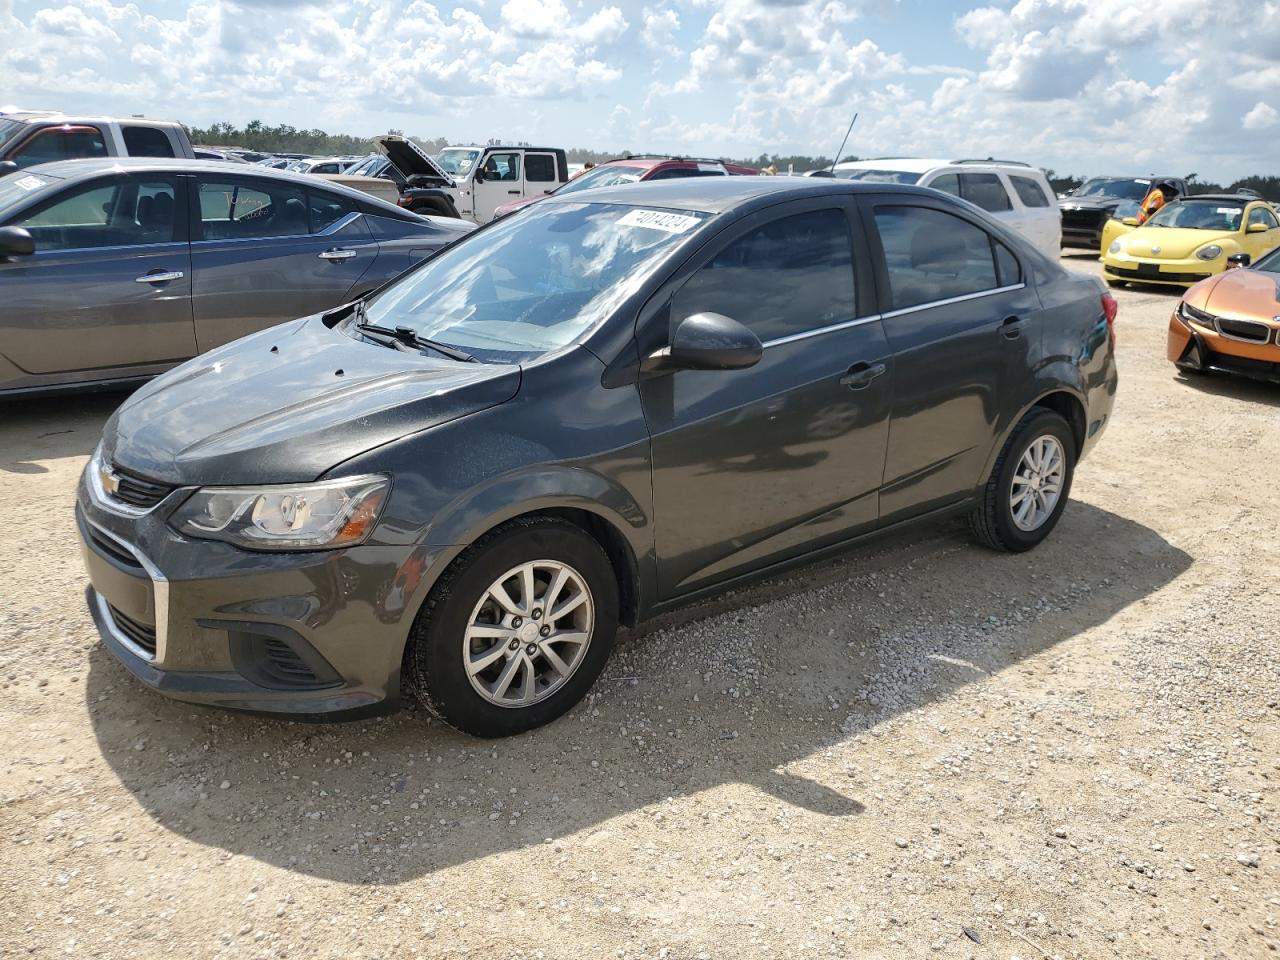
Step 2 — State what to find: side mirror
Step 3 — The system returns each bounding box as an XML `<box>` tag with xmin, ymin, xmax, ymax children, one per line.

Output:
<box><xmin>1121</xmin><ymin>217</ymin><xmax>1139</xmax><ymax>226</ymax></box>
<box><xmin>1227</xmin><ymin>252</ymin><xmax>1251</xmax><ymax>269</ymax></box>
<box><xmin>473</xmin><ymin>169</ymin><xmax>486</xmax><ymax>184</ymax></box>
<box><xmin>0</xmin><ymin>160</ymin><xmax>17</xmax><ymax>176</ymax></box>
<box><xmin>1247</xmin><ymin>222</ymin><xmax>1268</xmax><ymax>233</ymax></box>
<box><xmin>642</xmin><ymin>312</ymin><xmax>763</xmax><ymax>373</ymax></box>
<box><xmin>0</xmin><ymin>226</ymin><xmax>34</xmax><ymax>261</ymax></box>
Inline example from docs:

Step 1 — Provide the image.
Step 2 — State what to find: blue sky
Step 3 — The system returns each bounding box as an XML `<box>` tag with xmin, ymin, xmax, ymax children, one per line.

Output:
<box><xmin>3</xmin><ymin>0</ymin><xmax>1278</xmax><ymax>180</ymax></box>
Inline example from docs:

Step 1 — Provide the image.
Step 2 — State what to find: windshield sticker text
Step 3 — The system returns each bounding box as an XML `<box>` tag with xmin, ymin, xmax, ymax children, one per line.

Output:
<box><xmin>617</xmin><ymin>209</ymin><xmax>701</xmax><ymax>234</ymax></box>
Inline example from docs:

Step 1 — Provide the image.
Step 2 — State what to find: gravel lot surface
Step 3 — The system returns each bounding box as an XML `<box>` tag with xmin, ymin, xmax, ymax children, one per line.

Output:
<box><xmin>1</xmin><ymin>255</ymin><xmax>1276</xmax><ymax>960</ymax></box>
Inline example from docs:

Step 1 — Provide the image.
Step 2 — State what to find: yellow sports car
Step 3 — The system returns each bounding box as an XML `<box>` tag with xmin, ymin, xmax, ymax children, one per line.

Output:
<box><xmin>1102</xmin><ymin>194</ymin><xmax>1280</xmax><ymax>288</ymax></box>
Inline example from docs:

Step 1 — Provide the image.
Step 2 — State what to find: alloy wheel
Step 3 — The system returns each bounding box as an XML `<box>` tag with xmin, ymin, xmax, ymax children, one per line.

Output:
<box><xmin>1009</xmin><ymin>435</ymin><xmax>1065</xmax><ymax>532</ymax></box>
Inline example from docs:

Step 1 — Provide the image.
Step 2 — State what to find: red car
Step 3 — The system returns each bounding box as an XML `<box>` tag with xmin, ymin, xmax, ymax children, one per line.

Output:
<box><xmin>492</xmin><ymin>155</ymin><xmax>758</xmax><ymax>219</ymax></box>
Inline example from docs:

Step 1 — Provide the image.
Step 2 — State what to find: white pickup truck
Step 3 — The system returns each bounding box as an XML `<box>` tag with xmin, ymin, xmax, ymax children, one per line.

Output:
<box><xmin>0</xmin><ymin>113</ymin><xmax>195</xmax><ymax>175</ymax></box>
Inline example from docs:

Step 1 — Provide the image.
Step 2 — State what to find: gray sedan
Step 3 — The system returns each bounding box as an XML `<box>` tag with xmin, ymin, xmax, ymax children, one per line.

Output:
<box><xmin>0</xmin><ymin>158</ymin><xmax>473</xmax><ymax>395</ymax></box>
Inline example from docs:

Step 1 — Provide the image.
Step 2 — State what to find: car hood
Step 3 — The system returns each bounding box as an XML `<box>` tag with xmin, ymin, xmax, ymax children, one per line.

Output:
<box><xmin>104</xmin><ymin>315</ymin><xmax>520</xmax><ymax>487</ymax></box>
<box><xmin>1110</xmin><ymin>227</ymin><xmax>1232</xmax><ymax>260</ymax></box>
<box><xmin>1195</xmin><ymin>266</ymin><xmax>1280</xmax><ymax>317</ymax></box>
<box><xmin>375</xmin><ymin>136</ymin><xmax>454</xmax><ymax>185</ymax></box>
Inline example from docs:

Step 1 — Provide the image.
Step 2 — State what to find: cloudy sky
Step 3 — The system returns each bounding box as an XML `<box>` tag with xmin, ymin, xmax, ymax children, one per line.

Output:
<box><xmin>3</xmin><ymin>0</ymin><xmax>1277</xmax><ymax>180</ymax></box>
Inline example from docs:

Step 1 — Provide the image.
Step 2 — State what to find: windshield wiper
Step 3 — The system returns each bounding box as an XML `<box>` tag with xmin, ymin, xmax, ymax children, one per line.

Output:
<box><xmin>353</xmin><ymin>311</ymin><xmax>477</xmax><ymax>363</ymax></box>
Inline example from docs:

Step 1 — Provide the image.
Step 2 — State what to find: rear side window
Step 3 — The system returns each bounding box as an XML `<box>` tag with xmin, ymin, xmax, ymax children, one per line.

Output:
<box><xmin>15</xmin><ymin>178</ymin><xmax>180</xmax><ymax>251</ymax></box>
<box><xmin>525</xmin><ymin>154</ymin><xmax>556</xmax><ymax>182</ymax></box>
<box><xmin>11</xmin><ymin>126</ymin><xmax>108</xmax><ymax>169</ymax></box>
<box><xmin>958</xmin><ymin>173</ymin><xmax>1012</xmax><ymax>212</ymax></box>
<box><xmin>873</xmin><ymin>205</ymin><xmax>1005</xmax><ymax>310</ymax></box>
<box><xmin>1009</xmin><ymin>174</ymin><xmax>1051</xmax><ymax>208</ymax></box>
<box><xmin>198</xmin><ymin>179</ymin><xmax>309</xmax><ymax>240</ymax></box>
<box><xmin>308</xmin><ymin>189</ymin><xmax>361</xmax><ymax>232</ymax></box>
<box><xmin>674</xmin><ymin>208</ymin><xmax>856</xmax><ymax>342</ymax></box>
<box><xmin>122</xmin><ymin>126</ymin><xmax>175</xmax><ymax>158</ymax></box>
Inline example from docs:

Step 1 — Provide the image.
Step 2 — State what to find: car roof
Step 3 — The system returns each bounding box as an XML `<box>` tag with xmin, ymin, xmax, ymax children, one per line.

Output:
<box><xmin>1</xmin><ymin>112</ymin><xmax>179</xmax><ymax>126</ymax></box>
<box><xmin>833</xmin><ymin>157</ymin><xmax>1042</xmax><ymax>175</ymax></box>
<box><xmin>16</xmin><ymin>157</ymin><xmax>411</xmax><ymax>214</ymax></box>
<box><xmin>544</xmin><ymin>175</ymin><xmax>935</xmax><ymax>214</ymax></box>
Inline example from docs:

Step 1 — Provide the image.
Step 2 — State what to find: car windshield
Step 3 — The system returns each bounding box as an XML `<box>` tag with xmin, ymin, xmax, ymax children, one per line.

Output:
<box><xmin>554</xmin><ymin>165</ymin><xmax>647</xmax><ymax>196</ymax></box>
<box><xmin>437</xmin><ymin>148</ymin><xmax>481</xmax><ymax>176</ymax></box>
<box><xmin>1145</xmin><ymin>201</ymin><xmax>1244</xmax><ymax>231</ymax></box>
<box><xmin>345</xmin><ymin>154</ymin><xmax>384</xmax><ymax>177</ymax></box>
<box><xmin>832</xmin><ymin>169</ymin><xmax>922</xmax><ymax>184</ymax></box>
<box><xmin>0</xmin><ymin>170</ymin><xmax>60</xmax><ymax>214</ymax></box>
<box><xmin>361</xmin><ymin>201</ymin><xmax>709</xmax><ymax>363</ymax></box>
<box><xmin>1110</xmin><ymin>200</ymin><xmax>1141</xmax><ymax>220</ymax></box>
<box><xmin>1251</xmin><ymin>245</ymin><xmax>1280</xmax><ymax>273</ymax></box>
<box><xmin>0</xmin><ymin>118</ymin><xmax>28</xmax><ymax>153</ymax></box>
<box><xmin>1069</xmin><ymin>178</ymin><xmax>1151</xmax><ymax>201</ymax></box>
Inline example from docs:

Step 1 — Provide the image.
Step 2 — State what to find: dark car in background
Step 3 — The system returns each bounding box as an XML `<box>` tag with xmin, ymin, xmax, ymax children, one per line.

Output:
<box><xmin>491</xmin><ymin>155</ymin><xmax>759</xmax><ymax>220</ymax></box>
<box><xmin>1059</xmin><ymin>176</ymin><xmax>1188</xmax><ymax>248</ymax></box>
<box><xmin>77</xmin><ymin>177</ymin><xmax>1117</xmax><ymax>737</ymax></box>
<box><xmin>0</xmin><ymin>158</ymin><xmax>472</xmax><ymax>394</ymax></box>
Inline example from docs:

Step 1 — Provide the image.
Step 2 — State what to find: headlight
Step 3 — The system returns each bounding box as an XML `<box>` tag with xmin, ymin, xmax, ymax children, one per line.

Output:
<box><xmin>1195</xmin><ymin>244</ymin><xmax>1223</xmax><ymax>261</ymax></box>
<box><xmin>1108</xmin><ymin>239</ymin><xmax>1122</xmax><ymax>254</ymax></box>
<box><xmin>171</xmin><ymin>475</ymin><xmax>389</xmax><ymax>551</ymax></box>
<box><xmin>1177</xmin><ymin>301</ymin><xmax>1216</xmax><ymax>329</ymax></box>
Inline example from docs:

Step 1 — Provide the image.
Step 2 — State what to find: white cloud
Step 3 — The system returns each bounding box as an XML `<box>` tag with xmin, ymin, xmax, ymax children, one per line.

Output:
<box><xmin>1243</xmin><ymin>101</ymin><xmax>1279</xmax><ymax>131</ymax></box>
<box><xmin>640</xmin><ymin>6</ymin><xmax>679</xmax><ymax>51</ymax></box>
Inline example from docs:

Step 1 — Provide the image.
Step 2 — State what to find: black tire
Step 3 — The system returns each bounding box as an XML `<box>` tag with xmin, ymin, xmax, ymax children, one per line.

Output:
<box><xmin>411</xmin><ymin>199</ymin><xmax>457</xmax><ymax>219</ymax></box>
<box><xmin>404</xmin><ymin>517</ymin><xmax>619</xmax><ymax>738</ymax></box>
<box><xmin>1105</xmin><ymin>279</ymin><xmax>1126</xmax><ymax>289</ymax></box>
<box><xmin>969</xmin><ymin>409</ymin><xmax>1076</xmax><ymax>553</ymax></box>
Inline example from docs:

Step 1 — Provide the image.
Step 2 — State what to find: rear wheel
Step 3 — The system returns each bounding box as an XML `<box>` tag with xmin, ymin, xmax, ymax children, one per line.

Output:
<box><xmin>404</xmin><ymin>518</ymin><xmax>619</xmax><ymax>737</ymax></box>
<box><xmin>970</xmin><ymin>409</ymin><xmax>1076</xmax><ymax>552</ymax></box>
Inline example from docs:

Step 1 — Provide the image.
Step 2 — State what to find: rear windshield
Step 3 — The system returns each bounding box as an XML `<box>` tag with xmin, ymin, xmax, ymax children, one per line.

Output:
<box><xmin>833</xmin><ymin>169</ymin><xmax>922</xmax><ymax>185</ymax></box>
<box><xmin>361</xmin><ymin>201</ymin><xmax>709</xmax><ymax>363</ymax></box>
<box><xmin>554</xmin><ymin>165</ymin><xmax>648</xmax><ymax>196</ymax></box>
<box><xmin>1145</xmin><ymin>201</ymin><xmax>1243</xmax><ymax>231</ymax></box>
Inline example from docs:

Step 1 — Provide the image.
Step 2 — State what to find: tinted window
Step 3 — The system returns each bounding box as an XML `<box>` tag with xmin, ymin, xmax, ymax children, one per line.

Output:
<box><xmin>1247</xmin><ymin>205</ymin><xmax>1278</xmax><ymax>229</ymax></box>
<box><xmin>929</xmin><ymin>174</ymin><xmax>961</xmax><ymax>198</ymax></box>
<box><xmin>122</xmin><ymin>126</ymin><xmax>175</xmax><ymax>158</ymax></box>
<box><xmin>674</xmin><ymin>208</ymin><xmax>856</xmax><ymax>342</ymax></box>
<box><xmin>873</xmin><ymin>205</ymin><xmax>1001</xmax><ymax>310</ymax></box>
<box><xmin>198</xmin><ymin>179</ymin><xmax>309</xmax><ymax>239</ymax></box>
<box><xmin>525</xmin><ymin>154</ymin><xmax>556</xmax><ymax>182</ymax></box>
<box><xmin>311</xmin><ymin>162</ymin><xmax>340</xmax><ymax>174</ymax></box>
<box><xmin>309</xmin><ymin>189</ymin><xmax>361</xmax><ymax>232</ymax></box>
<box><xmin>994</xmin><ymin>240</ymin><xmax>1022</xmax><ymax>286</ymax></box>
<box><xmin>959</xmin><ymin>173</ymin><xmax>1012</xmax><ymax>212</ymax></box>
<box><xmin>15</xmin><ymin>178</ymin><xmax>179</xmax><ymax>251</ymax></box>
<box><xmin>12</xmin><ymin>126</ymin><xmax>108</xmax><ymax>169</ymax></box>
<box><xmin>648</xmin><ymin>167</ymin><xmax>726</xmax><ymax>180</ymax></box>
<box><xmin>1009</xmin><ymin>175</ymin><xmax>1051</xmax><ymax>208</ymax></box>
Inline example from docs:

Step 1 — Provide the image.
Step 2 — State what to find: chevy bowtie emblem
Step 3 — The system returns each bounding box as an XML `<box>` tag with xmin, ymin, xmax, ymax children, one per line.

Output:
<box><xmin>99</xmin><ymin>461</ymin><xmax>121</xmax><ymax>497</ymax></box>
<box><xmin>1151</xmin><ymin>246</ymin><xmax>1162</xmax><ymax>255</ymax></box>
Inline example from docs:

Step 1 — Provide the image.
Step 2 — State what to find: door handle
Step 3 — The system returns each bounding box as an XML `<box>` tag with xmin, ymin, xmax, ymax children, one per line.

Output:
<box><xmin>135</xmin><ymin>270</ymin><xmax>183</xmax><ymax>284</ymax></box>
<box><xmin>507</xmin><ymin>190</ymin><xmax>521</xmax><ymax>195</ymax></box>
<box><xmin>318</xmin><ymin>249</ymin><xmax>357</xmax><ymax>261</ymax></box>
<box><xmin>1000</xmin><ymin>315</ymin><xmax>1027</xmax><ymax>340</ymax></box>
<box><xmin>839</xmin><ymin>361</ymin><xmax>886</xmax><ymax>389</ymax></box>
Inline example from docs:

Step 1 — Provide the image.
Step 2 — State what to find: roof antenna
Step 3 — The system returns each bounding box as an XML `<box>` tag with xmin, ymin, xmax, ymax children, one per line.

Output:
<box><xmin>826</xmin><ymin>111</ymin><xmax>859</xmax><ymax>176</ymax></box>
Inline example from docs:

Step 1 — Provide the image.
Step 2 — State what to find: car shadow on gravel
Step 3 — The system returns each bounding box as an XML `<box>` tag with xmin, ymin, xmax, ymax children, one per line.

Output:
<box><xmin>1174</xmin><ymin>371</ymin><xmax>1280</xmax><ymax>407</ymax></box>
<box><xmin>84</xmin><ymin>500</ymin><xmax>1191</xmax><ymax>884</ymax></box>
<box><xmin>0</xmin><ymin>391</ymin><xmax>128</xmax><ymax>474</ymax></box>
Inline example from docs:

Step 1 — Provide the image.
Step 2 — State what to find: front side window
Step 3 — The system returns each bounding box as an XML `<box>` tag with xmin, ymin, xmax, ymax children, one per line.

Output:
<box><xmin>11</xmin><ymin>126</ymin><xmax>108</xmax><ymax>169</ymax></box>
<box><xmin>122</xmin><ymin>126</ymin><xmax>175</xmax><ymax>158</ymax></box>
<box><xmin>873</xmin><ymin>205</ymin><xmax>1002</xmax><ymax>310</ymax></box>
<box><xmin>14</xmin><ymin>178</ymin><xmax>179</xmax><ymax>251</ymax></box>
<box><xmin>525</xmin><ymin>154</ymin><xmax>556</xmax><ymax>182</ymax></box>
<box><xmin>673</xmin><ymin>208</ymin><xmax>856</xmax><ymax>342</ymax></box>
<box><xmin>1010</xmin><ymin>175</ymin><xmax>1051</xmax><ymax>208</ymax></box>
<box><xmin>1247</xmin><ymin>205</ymin><xmax>1278</xmax><ymax>230</ymax></box>
<box><xmin>362</xmin><ymin>201</ymin><xmax>708</xmax><ymax>362</ymax></box>
<box><xmin>198</xmin><ymin>179</ymin><xmax>309</xmax><ymax>239</ymax></box>
<box><xmin>481</xmin><ymin>153</ymin><xmax>521</xmax><ymax>182</ymax></box>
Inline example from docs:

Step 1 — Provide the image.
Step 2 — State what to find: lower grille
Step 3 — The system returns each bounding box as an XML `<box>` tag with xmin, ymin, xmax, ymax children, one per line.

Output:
<box><xmin>107</xmin><ymin>603</ymin><xmax>157</xmax><ymax>657</ymax></box>
<box><xmin>110</xmin><ymin>466</ymin><xmax>174</xmax><ymax>510</ymax></box>
<box><xmin>1107</xmin><ymin>265</ymin><xmax>1211</xmax><ymax>284</ymax></box>
<box><xmin>88</xmin><ymin>527</ymin><xmax>144</xmax><ymax>570</ymax></box>
<box><xmin>1204</xmin><ymin>349</ymin><xmax>1280</xmax><ymax>384</ymax></box>
<box><xmin>261</xmin><ymin>637</ymin><xmax>321</xmax><ymax>684</ymax></box>
<box><xmin>1216</xmin><ymin>317</ymin><xmax>1271</xmax><ymax>344</ymax></box>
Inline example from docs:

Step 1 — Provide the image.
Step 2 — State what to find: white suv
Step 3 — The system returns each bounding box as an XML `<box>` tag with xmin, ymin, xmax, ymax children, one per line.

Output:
<box><xmin>833</xmin><ymin>159</ymin><xmax>1061</xmax><ymax>258</ymax></box>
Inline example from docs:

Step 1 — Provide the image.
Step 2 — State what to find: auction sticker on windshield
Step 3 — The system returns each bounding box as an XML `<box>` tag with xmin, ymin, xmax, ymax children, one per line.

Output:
<box><xmin>616</xmin><ymin>209</ymin><xmax>702</xmax><ymax>234</ymax></box>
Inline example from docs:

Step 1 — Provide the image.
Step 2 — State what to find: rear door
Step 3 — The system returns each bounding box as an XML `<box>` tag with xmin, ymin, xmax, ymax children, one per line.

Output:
<box><xmin>1007</xmin><ymin>172</ymin><xmax>1060</xmax><ymax>255</ymax></box>
<box><xmin>472</xmin><ymin>151</ymin><xmax>523</xmax><ymax>223</ymax></box>
<box><xmin>0</xmin><ymin>174</ymin><xmax>194</xmax><ymax>385</ymax></box>
<box><xmin>640</xmin><ymin>199</ymin><xmax>892</xmax><ymax>597</ymax></box>
<box><xmin>862</xmin><ymin>196</ymin><xmax>1039</xmax><ymax>521</ymax></box>
<box><xmin>189</xmin><ymin>175</ymin><xmax>377</xmax><ymax>350</ymax></box>
<box><xmin>523</xmin><ymin>152</ymin><xmax>560</xmax><ymax>199</ymax></box>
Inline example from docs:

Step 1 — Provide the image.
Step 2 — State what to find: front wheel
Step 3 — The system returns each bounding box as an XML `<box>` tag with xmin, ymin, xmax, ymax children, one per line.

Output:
<box><xmin>404</xmin><ymin>517</ymin><xmax>619</xmax><ymax>737</ymax></box>
<box><xmin>970</xmin><ymin>409</ymin><xmax>1076</xmax><ymax>552</ymax></box>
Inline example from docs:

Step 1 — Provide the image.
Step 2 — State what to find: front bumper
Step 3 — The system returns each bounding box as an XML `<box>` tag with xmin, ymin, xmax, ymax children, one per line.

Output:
<box><xmin>1168</xmin><ymin>312</ymin><xmax>1280</xmax><ymax>383</ymax></box>
<box><xmin>1103</xmin><ymin>253</ymin><xmax>1217</xmax><ymax>287</ymax></box>
<box><xmin>77</xmin><ymin>469</ymin><xmax>441</xmax><ymax>718</ymax></box>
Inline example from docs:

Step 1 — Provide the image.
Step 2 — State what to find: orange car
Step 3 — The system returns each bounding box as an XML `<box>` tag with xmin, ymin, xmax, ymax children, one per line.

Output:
<box><xmin>1168</xmin><ymin>247</ymin><xmax>1280</xmax><ymax>383</ymax></box>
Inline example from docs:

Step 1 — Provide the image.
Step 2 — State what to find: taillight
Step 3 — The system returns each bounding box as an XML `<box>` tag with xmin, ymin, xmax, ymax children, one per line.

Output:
<box><xmin>1101</xmin><ymin>292</ymin><xmax>1117</xmax><ymax>347</ymax></box>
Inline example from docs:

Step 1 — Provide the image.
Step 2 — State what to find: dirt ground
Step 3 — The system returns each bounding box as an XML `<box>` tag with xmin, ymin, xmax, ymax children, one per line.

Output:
<box><xmin>0</xmin><ymin>255</ymin><xmax>1276</xmax><ymax>960</ymax></box>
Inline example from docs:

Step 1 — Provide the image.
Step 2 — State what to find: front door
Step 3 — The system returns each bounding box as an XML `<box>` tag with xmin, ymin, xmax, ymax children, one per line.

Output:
<box><xmin>473</xmin><ymin>151</ymin><xmax>524</xmax><ymax>223</ymax></box>
<box><xmin>0</xmin><ymin>175</ymin><xmax>194</xmax><ymax>386</ymax></box>
<box><xmin>190</xmin><ymin>176</ymin><xmax>377</xmax><ymax>350</ymax></box>
<box><xmin>640</xmin><ymin>202</ymin><xmax>892</xmax><ymax>598</ymax></box>
<box><xmin>863</xmin><ymin>198</ymin><xmax>1039</xmax><ymax>521</ymax></box>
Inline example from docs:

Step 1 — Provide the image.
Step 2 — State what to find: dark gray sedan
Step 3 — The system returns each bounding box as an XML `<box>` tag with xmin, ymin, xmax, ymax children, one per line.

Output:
<box><xmin>0</xmin><ymin>159</ymin><xmax>473</xmax><ymax>394</ymax></box>
<box><xmin>78</xmin><ymin>177</ymin><xmax>1117</xmax><ymax>737</ymax></box>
